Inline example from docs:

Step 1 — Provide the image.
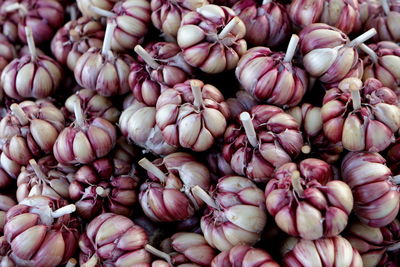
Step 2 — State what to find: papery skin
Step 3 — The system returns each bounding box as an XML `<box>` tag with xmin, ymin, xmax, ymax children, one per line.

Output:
<box><xmin>16</xmin><ymin>156</ymin><xmax>72</xmax><ymax>202</ymax></box>
<box><xmin>345</xmin><ymin>219</ymin><xmax>400</xmax><ymax>267</ymax></box>
<box><xmin>211</xmin><ymin>244</ymin><xmax>280</xmax><ymax>267</ymax></box>
<box><xmin>200</xmin><ymin>175</ymin><xmax>267</xmax><ymax>251</ymax></box>
<box><xmin>0</xmin><ymin>0</ymin><xmax>65</xmax><ymax>44</ymax></box>
<box><xmin>65</xmin><ymin>88</ymin><xmax>121</xmax><ymax>123</ymax></box>
<box><xmin>226</xmin><ymin>90</ymin><xmax>258</xmax><ymax>120</ymax></box>
<box><xmin>129</xmin><ymin>42</ymin><xmax>193</xmax><ymax>106</ymax></box>
<box><xmin>151</xmin><ymin>0</ymin><xmax>209</xmax><ymax>38</ymax></box>
<box><xmin>1</xmin><ymin>53</ymin><xmax>62</xmax><ymax>100</ymax></box>
<box><xmin>177</xmin><ymin>4</ymin><xmax>247</xmax><ymax>74</ymax></box>
<box><xmin>0</xmin><ymin>33</ymin><xmax>16</xmax><ymax>73</ymax></box>
<box><xmin>288</xmin><ymin>0</ymin><xmax>324</xmax><ymax>29</ymax></box>
<box><xmin>362</xmin><ymin>41</ymin><xmax>400</xmax><ymax>91</ymax></box>
<box><xmin>106</xmin><ymin>0</ymin><xmax>151</xmax><ymax>52</ymax></box>
<box><xmin>119</xmin><ymin>100</ymin><xmax>177</xmax><ymax>156</ymax></box>
<box><xmin>161</xmin><ymin>232</ymin><xmax>217</xmax><ymax>266</ymax></box>
<box><xmin>223</xmin><ymin>105</ymin><xmax>303</xmax><ymax>183</ymax></box>
<box><xmin>139</xmin><ymin>152</ymin><xmax>211</xmax><ymax>222</ymax></box>
<box><xmin>365</xmin><ymin>4</ymin><xmax>400</xmax><ymax>42</ymax></box>
<box><xmin>0</xmin><ymin>195</ymin><xmax>16</xmax><ymax>234</ymax></box>
<box><xmin>79</xmin><ymin>213</ymin><xmax>151</xmax><ymax>266</ymax></box>
<box><xmin>51</xmin><ymin>16</ymin><xmax>104</xmax><ymax>71</ymax></box>
<box><xmin>265</xmin><ymin>159</ymin><xmax>353</xmax><ymax>240</ymax></box>
<box><xmin>287</xmin><ymin>103</ymin><xmax>344</xmax><ymax>163</ymax></box>
<box><xmin>236</xmin><ymin>46</ymin><xmax>309</xmax><ymax>107</ymax></box>
<box><xmin>358</xmin><ymin>0</ymin><xmax>381</xmax><ymax>25</ymax></box>
<box><xmin>321</xmin><ymin>78</ymin><xmax>400</xmax><ymax>152</ymax></box>
<box><xmin>341</xmin><ymin>152</ymin><xmax>400</xmax><ymax>227</ymax></box>
<box><xmin>282</xmin><ymin>236</ymin><xmax>363</xmax><ymax>267</ymax></box>
<box><xmin>386</xmin><ymin>137</ymin><xmax>400</xmax><ymax>173</ymax></box>
<box><xmin>0</xmin><ymin>100</ymin><xmax>65</xmax><ymax>166</ymax></box>
<box><xmin>320</xmin><ymin>0</ymin><xmax>362</xmax><ymax>34</ymax></box>
<box><xmin>53</xmin><ymin>117</ymin><xmax>117</xmax><ymax>165</ymax></box>
<box><xmin>3</xmin><ymin>196</ymin><xmax>80</xmax><ymax>267</ymax></box>
<box><xmin>77</xmin><ymin>0</ymin><xmax>117</xmax><ymax>18</ymax></box>
<box><xmin>156</xmin><ymin>79</ymin><xmax>230</xmax><ymax>152</ymax></box>
<box><xmin>74</xmin><ymin>47</ymin><xmax>134</xmax><ymax>97</ymax></box>
<box><xmin>232</xmin><ymin>0</ymin><xmax>291</xmax><ymax>47</ymax></box>
<box><xmin>69</xmin><ymin>157</ymin><xmax>139</xmax><ymax>220</ymax></box>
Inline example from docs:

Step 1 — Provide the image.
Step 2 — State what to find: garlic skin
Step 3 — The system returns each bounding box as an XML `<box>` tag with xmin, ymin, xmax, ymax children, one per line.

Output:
<box><xmin>341</xmin><ymin>152</ymin><xmax>400</xmax><ymax>227</ymax></box>
<box><xmin>366</xmin><ymin>0</ymin><xmax>400</xmax><ymax>42</ymax></box>
<box><xmin>151</xmin><ymin>0</ymin><xmax>209</xmax><ymax>38</ymax></box>
<box><xmin>156</xmin><ymin>79</ymin><xmax>230</xmax><ymax>152</ymax></box>
<box><xmin>0</xmin><ymin>33</ymin><xmax>16</xmax><ymax>73</ymax></box>
<box><xmin>233</xmin><ymin>0</ymin><xmax>291</xmax><ymax>47</ymax></box>
<box><xmin>177</xmin><ymin>4</ymin><xmax>247</xmax><ymax>74</ymax></box>
<box><xmin>211</xmin><ymin>244</ymin><xmax>280</xmax><ymax>267</ymax></box>
<box><xmin>0</xmin><ymin>194</ymin><xmax>16</xmax><ymax>234</ymax></box>
<box><xmin>194</xmin><ymin>176</ymin><xmax>267</xmax><ymax>251</ymax></box>
<box><xmin>51</xmin><ymin>16</ymin><xmax>104</xmax><ymax>71</ymax></box>
<box><xmin>288</xmin><ymin>0</ymin><xmax>325</xmax><ymax>29</ymax></box>
<box><xmin>77</xmin><ymin>0</ymin><xmax>117</xmax><ymax>18</ymax></box>
<box><xmin>79</xmin><ymin>213</ymin><xmax>151</xmax><ymax>266</ymax></box>
<box><xmin>223</xmin><ymin>105</ymin><xmax>303</xmax><ymax>183</ymax></box>
<box><xmin>265</xmin><ymin>159</ymin><xmax>353</xmax><ymax>240</ymax></box>
<box><xmin>320</xmin><ymin>0</ymin><xmax>362</xmax><ymax>34</ymax></box>
<box><xmin>283</xmin><ymin>236</ymin><xmax>363</xmax><ymax>267</ymax></box>
<box><xmin>321</xmin><ymin>77</ymin><xmax>400</xmax><ymax>152</ymax></box>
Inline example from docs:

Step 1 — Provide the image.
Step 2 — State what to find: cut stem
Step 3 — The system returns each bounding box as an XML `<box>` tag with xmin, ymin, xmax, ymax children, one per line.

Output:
<box><xmin>10</xmin><ymin>103</ymin><xmax>29</xmax><ymax>125</ymax></box>
<box><xmin>240</xmin><ymin>112</ymin><xmax>258</xmax><ymax>147</ymax></box>
<box><xmin>51</xmin><ymin>204</ymin><xmax>76</xmax><ymax>218</ymax></box>
<box><xmin>348</xmin><ymin>28</ymin><xmax>377</xmax><ymax>47</ymax></box>
<box><xmin>218</xmin><ymin>17</ymin><xmax>240</xmax><ymax>39</ymax></box>
<box><xmin>95</xmin><ymin>187</ymin><xmax>108</xmax><ymax>197</ymax></box>
<box><xmin>291</xmin><ymin>171</ymin><xmax>304</xmax><ymax>197</ymax></box>
<box><xmin>387</xmin><ymin>241</ymin><xmax>400</xmax><ymax>252</ymax></box>
<box><xmin>301</xmin><ymin>145</ymin><xmax>311</xmax><ymax>154</ymax></box>
<box><xmin>145</xmin><ymin>244</ymin><xmax>172</xmax><ymax>264</ymax></box>
<box><xmin>190</xmin><ymin>80</ymin><xmax>203</xmax><ymax>108</ymax></box>
<box><xmin>381</xmin><ymin>0</ymin><xmax>390</xmax><ymax>15</ymax></box>
<box><xmin>25</xmin><ymin>27</ymin><xmax>37</xmax><ymax>61</ymax></box>
<box><xmin>359</xmin><ymin>43</ymin><xmax>378</xmax><ymax>64</ymax></box>
<box><xmin>138</xmin><ymin>158</ymin><xmax>167</xmax><ymax>183</ymax></box>
<box><xmin>134</xmin><ymin>45</ymin><xmax>159</xmax><ymax>69</ymax></box>
<box><xmin>81</xmin><ymin>254</ymin><xmax>98</xmax><ymax>267</ymax></box>
<box><xmin>73</xmin><ymin>100</ymin><xmax>85</xmax><ymax>128</ymax></box>
<box><xmin>191</xmin><ymin>185</ymin><xmax>218</xmax><ymax>209</ymax></box>
<box><xmin>67</xmin><ymin>5</ymin><xmax>78</xmax><ymax>21</ymax></box>
<box><xmin>29</xmin><ymin>159</ymin><xmax>47</xmax><ymax>181</ymax></box>
<box><xmin>66</xmin><ymin>258</ymin><xmax>77</xmax><ymax>267</ymax></box>
<box><xmin>393</xmin><ymin>174</ymin><xmax>400</xmax><ymax>184</ymax></box>
<box><xmin>90</xmin><ymin>5</ymin><xmax>115</xmax><ymax>17</ymax></box>
<box><xmin>339</xmin><ymin>78</ymin><xmax>363</xmax><ymax>110</ymax></box>
<box><xmin>102</xmin><ymin>21</ymin><xmax>116</xmax><ymax>57</ymax></box>
<box><xmin>284</xmin><ymin>34</ymin><xmax>300</xmax><ymax>63</ymax></box>
<box><xmin>262</xmin><ymin>0</ymin><xmax>272</xmax><ymax>4</ymax></box>
<box><xmin>4</xmin><ymin>3</ymin><xmax>27</xmax><ymax>14</ymax></box>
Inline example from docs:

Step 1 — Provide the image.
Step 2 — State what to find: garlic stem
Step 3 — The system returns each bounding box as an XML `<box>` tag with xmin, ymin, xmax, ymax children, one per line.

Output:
<box><xmin>90</xmin><ymin>5</ymin><xmax>115</xmax><ymax>17</ymax></box>
<box><xmin>145</xmin><ymin>244</ymin><xmax>172</xmax><ymax>264</ymax></box>
<box><xmin>138</xmin><ymin>158</ymin><xmax>167</xmax><ymax>183</ymax></box>
<box><xmin>102</xmin><ymin>21</ymin><xmax>116</xmax><ymax>57</ymax></box>
<box><xmin>29</xmin><ymin>159</ymin><xmax>47</xmax><ymax>181</ymax></box>
<box><xmin>51</xmin><ymin>204</ymin><xmax>76</xmax><ymax>218</ymax></box>
<box><xmin>65</xmin><ymin>258</ymin><xmax>77</xmax><ymax>267</ymax></box>
<box><xmin>262</xmin><ymin>0</ymin><xmax>272</xmax><ymax>4</ymax></box>
<box><xmin>25</xmin><ymin>27</ymin><xmax>37</xmax><ymax>61</ymax></box>
<box><xmin>348</xmin><ymin>28</ymin><xmax>377</xmax><ymax>47</ymax></box>
<box><xmin>218</xmin><ymin>17</ymin><xmax>240</xmax><ymax>39</ymax></box>
<box><xmin>190</xmin><ymin>80</ymin><xmax>203</xmax><ymax>108</ymax></box>
<box><xmin>134</xmin><ymin>45</ymin><xmax>159</xmax><ymax>69</ymax></box>
<box><xmin>359</xmin><ymin>43</ymin><xmax>378</xmax><ymax>63</ymax></box>
<box><xmin>301</xmin><ymin>145</ymin><xmax>311</xmax><ymax>154</ymax></box>
<box><xmin>191</xmin><ymin>185</ymin><xmax>218</xmax><ymax>209</ymax></box>
<box><xmin>4</xmin><ymin>3</ymin><xmax>27</xmax><ymax>14</ymax></box>
<box><xmin>73</xmin><ymin>100</ymin><xmax>85</xmax><ymax>128</ymax></box>
<box><xmin>81</xmin><ymin>254</ymin><xmax>98</xmax><ymax>267</ymax></box>
<box><xmin>284</xmin><ymin>34</ymin><xmax>300</xmax><ymax>63</ymax></box>
<box><xmin>393</xmin><ymin>174</ymin><xmax>400</xmax><ymax>184</ymax></box>
<box><xmin>95</xmin><ymin>187</ymin><xmax>108</xmax><ymax>197</ymax></box>
<box><xmin>10</xmin><ymin>103</ymin><xmax>29</xmax><ymax>125</ymax></box>
<box><xmin>240</xmin><ymin>112</ymin><xmax>258</xmax><ymax>147</ymax></box>
<box><xmin>387</xmin><ymin>241</ymin><xmax>400</xmax><ymax>251</ymax></box>
<box><xmin>339</xmin><ymin>78</ymin><xmax>363</xmax><ymax>110</ymax></box>
<box><xmin>69</xmin><ymin>29</ymin><xmax>80</xmax><ymax>42</ymax></box>
<box><xmin>291</xmin><ymin>171</ymin><xmax>304</xmax><ymax>197</ymax></box>
<box><xmin>67</xmin><ymin>5</ymin><xmax>78</xmax><ymax>21</ymax></box>
<box><xmin>381</xmin><ymin>0</ymin><xmax>390</xmax><ymax>15</ymax></box>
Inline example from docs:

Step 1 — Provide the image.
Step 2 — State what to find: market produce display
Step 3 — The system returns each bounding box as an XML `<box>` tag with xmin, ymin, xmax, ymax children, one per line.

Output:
<box><xmin>0</xmin><ymin>0</ymin><xmax>399</xmax><ymax>266</ymax></box>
